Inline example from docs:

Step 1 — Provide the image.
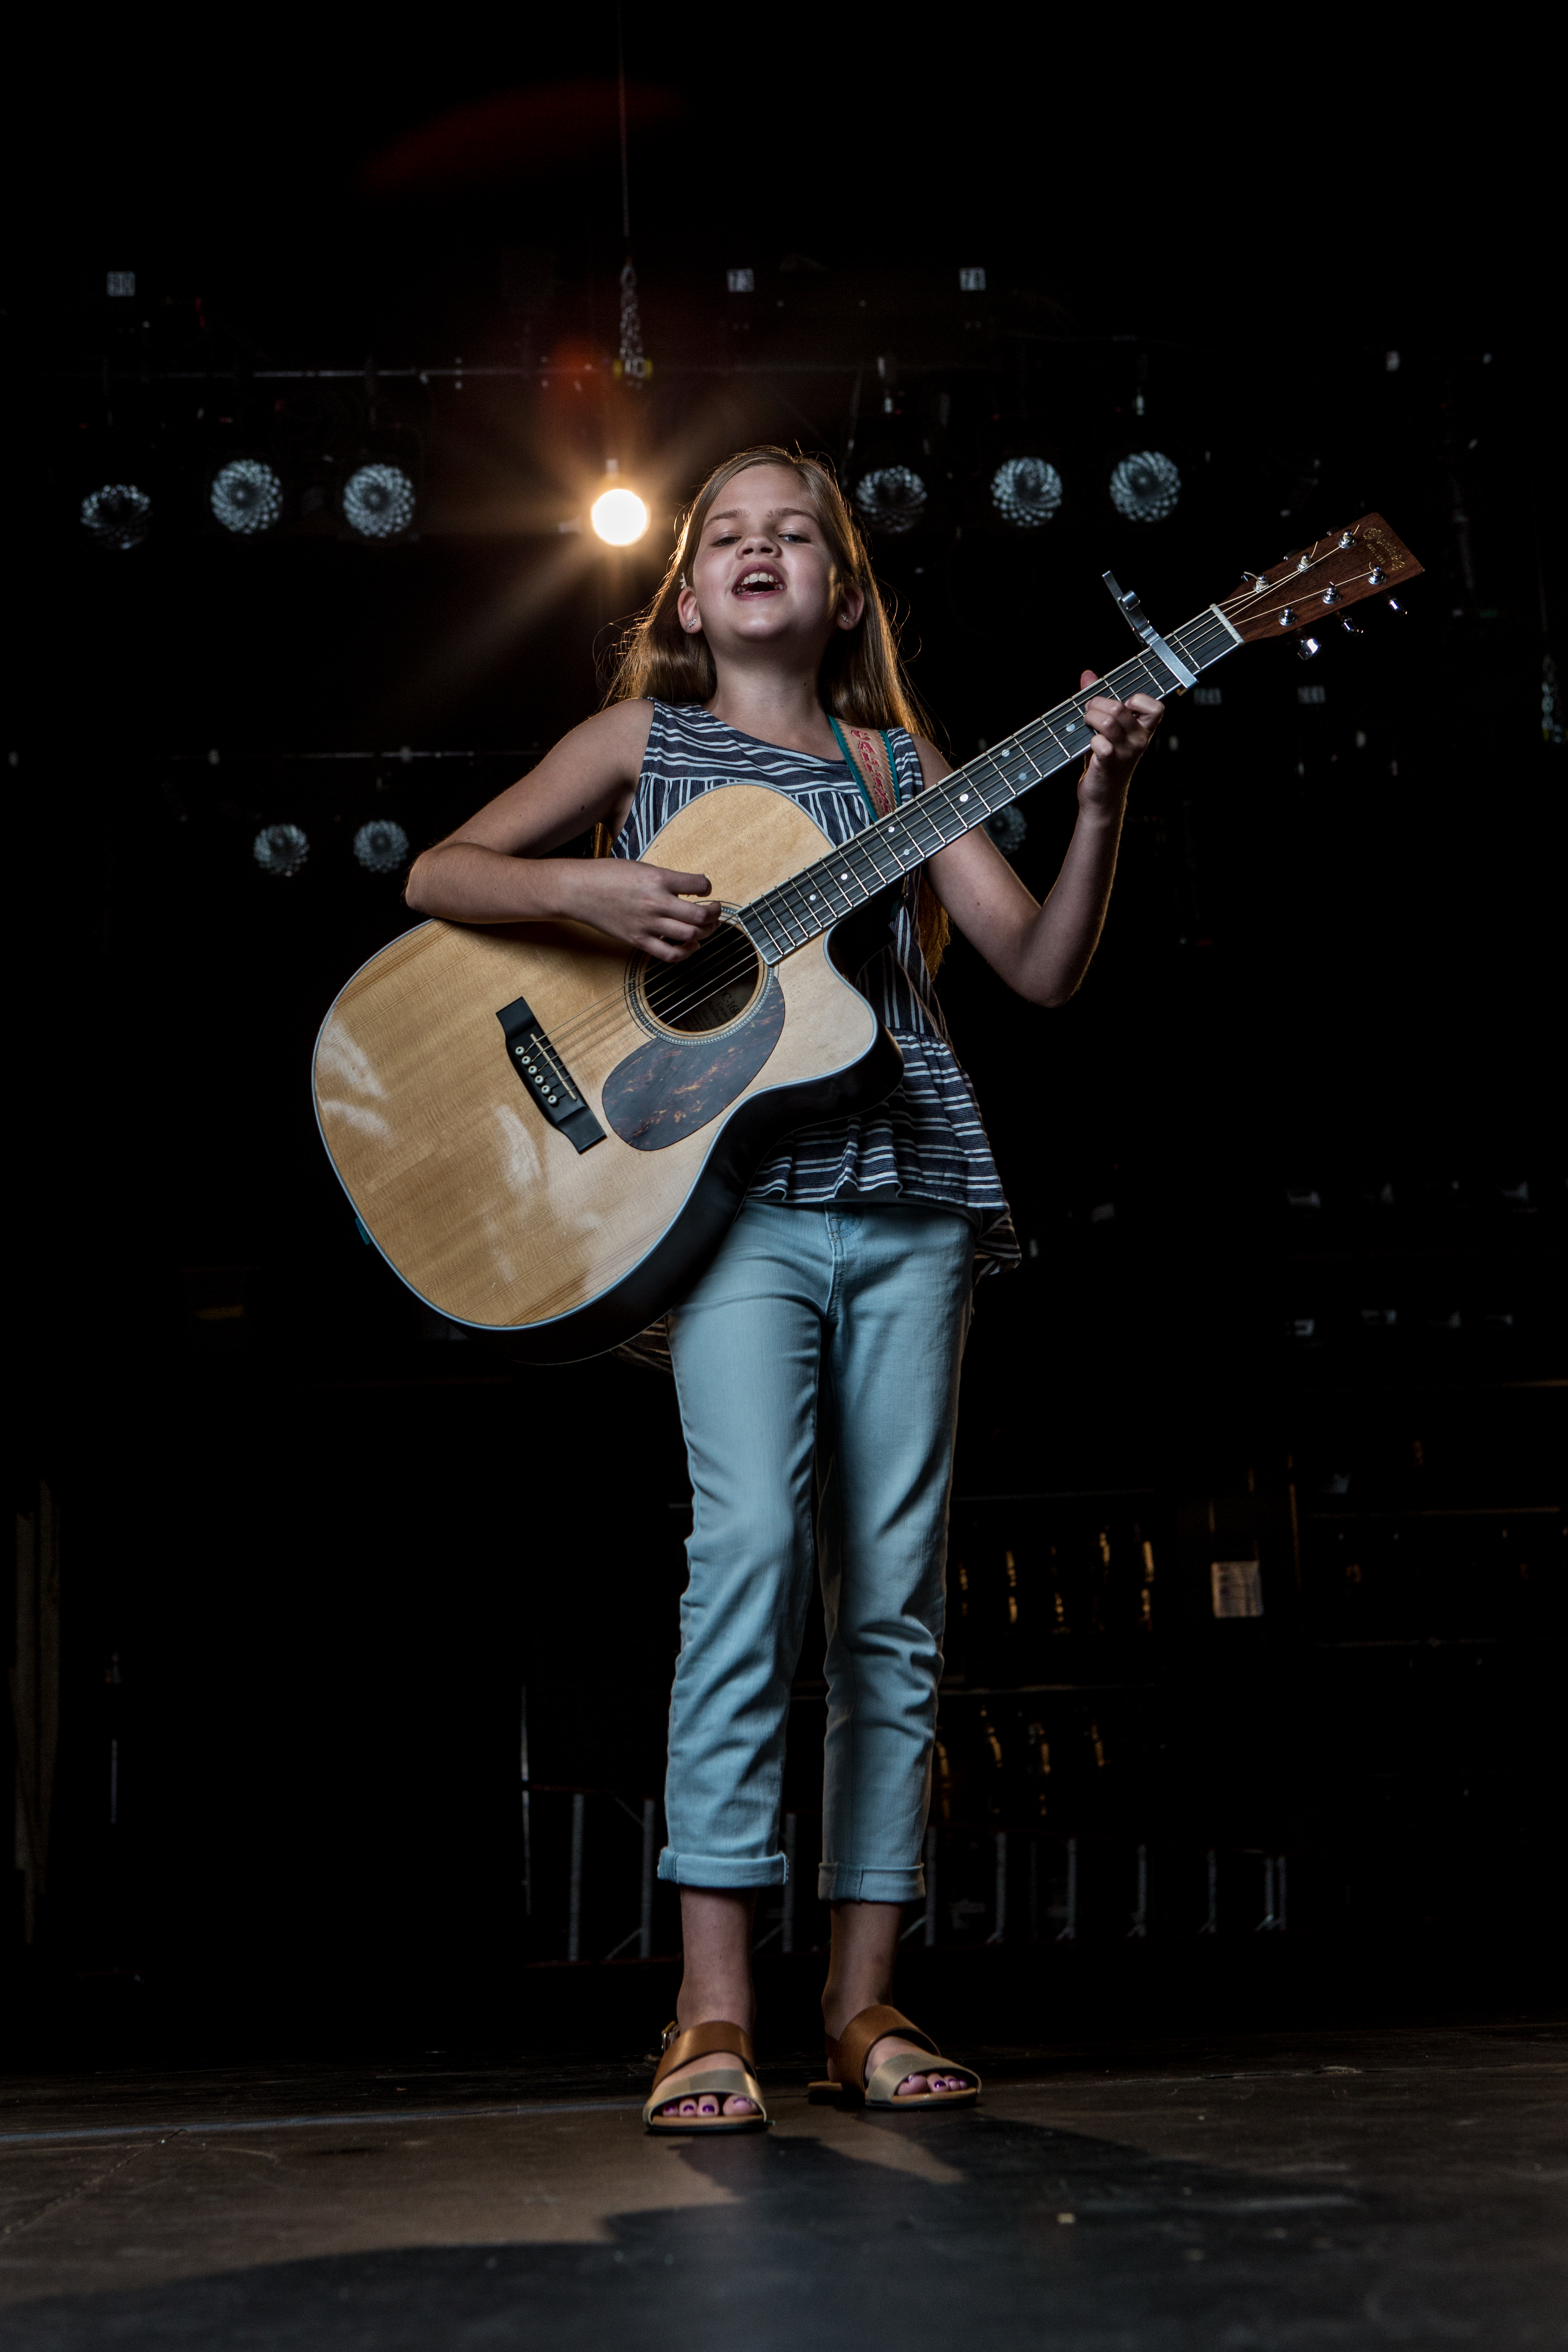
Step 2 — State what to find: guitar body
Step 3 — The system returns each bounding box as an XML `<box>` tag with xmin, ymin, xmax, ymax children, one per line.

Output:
<box><xmin>312</xmin><ymin>785</ymin><xmax>903</xmax><ymax>1358</ymax></box>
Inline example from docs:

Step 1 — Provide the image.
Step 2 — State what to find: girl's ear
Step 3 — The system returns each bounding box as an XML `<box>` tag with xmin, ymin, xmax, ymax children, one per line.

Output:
<box><xmin>676</xmin><ymin>583</ymin><xmax>705</xmax><ymax>636</ymax></box>
<box><xmin>834</xmin><ymin>577</ymin><xmax>866</xmax><ymax>633</ymax></box>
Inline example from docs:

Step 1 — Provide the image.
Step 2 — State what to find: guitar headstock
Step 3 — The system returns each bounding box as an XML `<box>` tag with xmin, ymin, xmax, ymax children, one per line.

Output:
<box><xmin>1224</xmin><ymin>514</ymin><xmax>1422</xmax><ymax>644</ymax></box>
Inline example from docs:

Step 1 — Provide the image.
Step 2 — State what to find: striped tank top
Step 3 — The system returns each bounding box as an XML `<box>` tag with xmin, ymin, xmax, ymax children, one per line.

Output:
<box><xmin>613</xmin><ymin>701</ymin><xmax>1018</xmax><ymax>1271</ymax></box>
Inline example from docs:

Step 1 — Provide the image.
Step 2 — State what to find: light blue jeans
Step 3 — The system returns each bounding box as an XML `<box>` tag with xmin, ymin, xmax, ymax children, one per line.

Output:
<box><xmin>660</xmin><ymin>1198</ymin><xmax>973</xmax><ymax>1903</ymax></box>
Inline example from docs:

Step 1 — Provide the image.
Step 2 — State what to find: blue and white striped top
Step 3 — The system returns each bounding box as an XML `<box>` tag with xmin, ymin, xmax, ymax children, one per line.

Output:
<box><xmin>613</xmin><ymin>702</ymin><xmax>1018</xmax><ymax>1270</ymax></box>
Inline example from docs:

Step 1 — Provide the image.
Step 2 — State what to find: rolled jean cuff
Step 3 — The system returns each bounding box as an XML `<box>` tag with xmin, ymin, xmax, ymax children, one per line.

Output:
<box><xmin>819</xmin><ymin>1864</ymin><xmax>925</xmax><ymax>1904</ymax></box>
<box><xmin>658</xmin><ymin>1847</ymin><xmax>787</xmax><ymax>1889</ymax></box>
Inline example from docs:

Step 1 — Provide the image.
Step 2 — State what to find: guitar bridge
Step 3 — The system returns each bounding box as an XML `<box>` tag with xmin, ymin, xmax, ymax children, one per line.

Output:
<box><xmin>496</xmin><ymin>994</ymin><xmax>605</xmax><ymax>1154</ymax></box>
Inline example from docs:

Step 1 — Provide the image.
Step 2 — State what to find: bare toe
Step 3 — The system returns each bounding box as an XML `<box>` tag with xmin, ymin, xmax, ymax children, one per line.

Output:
<box><xmin>722</xmin><ymin>2095</ymin><xmax>756</xmax><ymax>2117</ymax></box>
<box><xmin>895</xmin><ymin>2071</ymin><xmax>931</xmax><ymax>2098</ymax></box>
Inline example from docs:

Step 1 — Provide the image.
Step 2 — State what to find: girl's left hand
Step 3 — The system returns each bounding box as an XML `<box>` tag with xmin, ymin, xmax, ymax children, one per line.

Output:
<box><xmin>1077</xmin><ymin>669</ymin><xmax>1165</xmax><ymax>813</ymax></box>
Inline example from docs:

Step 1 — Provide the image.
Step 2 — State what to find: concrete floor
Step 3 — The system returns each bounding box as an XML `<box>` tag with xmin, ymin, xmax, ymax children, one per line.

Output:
<box><xmin>0</xmin><ymin>2018</ymin><xmax>1562</xmax><ymax>2348</ymax></box>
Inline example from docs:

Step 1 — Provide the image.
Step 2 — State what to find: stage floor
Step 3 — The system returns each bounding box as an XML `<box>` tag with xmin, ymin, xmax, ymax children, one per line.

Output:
<box><xmin>1</xmin><ymin>2017</ymin><xmax>1561</xmax><ymax>2348</ymax></box>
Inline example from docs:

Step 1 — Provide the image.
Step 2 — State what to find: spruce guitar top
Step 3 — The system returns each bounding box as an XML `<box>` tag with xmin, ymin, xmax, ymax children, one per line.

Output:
<box><xmin>313</xmin><ymin>517</ymin><xmax>1421</xmax><ymax>1360</ymax></box>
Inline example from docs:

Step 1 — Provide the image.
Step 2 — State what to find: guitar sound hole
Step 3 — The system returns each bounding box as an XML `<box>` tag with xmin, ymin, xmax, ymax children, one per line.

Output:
<box><xmin>641</xmin><ymin>924</ymin><xmax>763</xmax><ymax>1035</ymax></box>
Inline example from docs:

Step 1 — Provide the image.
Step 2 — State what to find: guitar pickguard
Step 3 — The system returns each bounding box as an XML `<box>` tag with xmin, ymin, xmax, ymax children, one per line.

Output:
<box><xmin>601</xmin><ymin>973</ymin><xmax>786</xmax><ymax>1151</ymax></box>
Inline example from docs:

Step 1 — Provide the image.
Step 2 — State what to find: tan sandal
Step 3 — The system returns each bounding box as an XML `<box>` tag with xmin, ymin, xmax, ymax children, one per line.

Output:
<box><xmin>808</xmin><ymin>2002</ymin><xmax>980</xmax><ymax>2111</ymax></box>
<box><xmin>642</xmin><ymin>2020</ymin><xmax>770</xmax><ymax>2134</ymax></box>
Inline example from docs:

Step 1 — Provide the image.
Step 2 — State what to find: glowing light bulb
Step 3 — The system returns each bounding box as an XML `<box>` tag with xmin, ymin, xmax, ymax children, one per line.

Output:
<box><xmin>590</xmin><ymin>486</ymin><xmax>650</xmax><ymax>546</ymax></box>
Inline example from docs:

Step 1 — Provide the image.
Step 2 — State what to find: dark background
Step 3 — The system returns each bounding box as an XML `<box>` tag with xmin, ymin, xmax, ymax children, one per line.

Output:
<box><xmin>5</xmin><ymin>16</ymin><xmax>1562</xmax><ymax>2045</ymax></box>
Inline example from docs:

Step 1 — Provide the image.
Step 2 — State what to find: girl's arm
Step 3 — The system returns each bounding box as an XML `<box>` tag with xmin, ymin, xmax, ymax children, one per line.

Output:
<box><xmin>920</xmin><ymin>675</ymin><xmax>1163</xmax><ymax>1007</ymax></box>
<box><xmin>403</xmin><ymin>703</ymin><xmax>721</xmax><ymax>964</ymax></box>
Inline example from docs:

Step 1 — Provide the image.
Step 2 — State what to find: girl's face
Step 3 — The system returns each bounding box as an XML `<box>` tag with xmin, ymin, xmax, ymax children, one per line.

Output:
<box><xmin>677</xmin><ymin>464</ymin><xmax>865</xmax><ymax>666</ymax></box>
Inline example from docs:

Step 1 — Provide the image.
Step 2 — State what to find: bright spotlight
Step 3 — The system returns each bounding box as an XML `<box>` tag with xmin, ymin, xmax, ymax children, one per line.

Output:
<box><xmin>855</xmin><ymin>466</ymin><xmax>927</xmax><ymax>536</ymax></box>
<box><xmin>211</xmin><ymin>457</ymin><xmax>283</xmax><ymax>537</ymax></box>
<box><xmin>343</xmin><ymin>463</ymin><xmax>416</xmax><ymax>540</ymax></box>
<box><xmin>353</xmin><ymin>819</ymin><xmax>410</xmax><ymax>874</ymax></box>
<box><xmin>991</xmin><ymin>457</ymin><xmax>1062</xmax><ymax>529</ymax></box>
<box><xmin>1109</xmin><ymin>450</ymin><xmax>1181</xmax><ymax>523</ymax></box>
<box><xmin>590</xmin><ymin>486</ymin><xmax>650</xmax><ymax>546</ymax></box>
<box><xmin>253</xmin><ymin>822</ymin><xmax>309</xmax><ymax>878</ymax></box>
<box><xmin>80</xmin><ymin>483</ymin><xmax>152</xmax><ymax>550</ymax></box>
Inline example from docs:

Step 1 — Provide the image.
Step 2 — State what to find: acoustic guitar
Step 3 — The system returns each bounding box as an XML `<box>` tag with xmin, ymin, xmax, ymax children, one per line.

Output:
<box><xmin>314</xmin><ymin>515</ymin><xmax>1421</xmax><ymax>1359</ymax></box>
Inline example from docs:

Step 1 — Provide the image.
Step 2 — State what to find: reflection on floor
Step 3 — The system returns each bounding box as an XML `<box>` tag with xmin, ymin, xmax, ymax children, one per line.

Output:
<box><xmin>1</xmin><ymin>2020</ymin><xmax>1561</xmax><ymax>2348</ymax></box>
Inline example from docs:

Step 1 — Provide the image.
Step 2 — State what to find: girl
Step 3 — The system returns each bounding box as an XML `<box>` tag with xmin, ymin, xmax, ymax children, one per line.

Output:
<box><xmin>405</xmin><ymin>447</ymin><xmax>1163</xmax><ymax>2130</ymax></box>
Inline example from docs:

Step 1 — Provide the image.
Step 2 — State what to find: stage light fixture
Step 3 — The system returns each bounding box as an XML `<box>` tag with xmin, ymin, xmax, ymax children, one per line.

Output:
<box><xmin>991</xmin><ymin>457</ymin><xmax>1062</xmax><ymax>529</ymax></box>
<box><xmin>855</xmin><ymin>466</ymin><xmax>927</xmax><ymax>536</ymax></box>
<box><xmin>353</xmin><ymin>819</ymin><xmax>410</xmax><ymax>874</ymax></box>
<box><xmin>211</xmin><ymin>457</ymin><xmax>283</xmax><ymax>537</ymax></box>
<box><xmin>1109</xmin><ymin>450</ymin><xmax>1181</xmax><ymax>523</ymax></box>
<box><xmin>343</xmin><ymin>463</ymin><xmax>416</xmax><ymax>540</ymax></box>
<box><xmin>80</xmin><ymin>483</ymin><xmax>152</xmax><ymax>551</ymax></box>
<box><xmin>590</xmin><ymin>485</ymin><xmax>650</xmax><ymax>546</ymax></box>
<box><xmin>252</xmin><ymin>822</ymin><xmax>310</xmax><ymax>878</ymax></box>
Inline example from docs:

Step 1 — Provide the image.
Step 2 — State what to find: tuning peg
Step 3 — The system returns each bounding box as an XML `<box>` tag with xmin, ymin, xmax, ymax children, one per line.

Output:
<box><xmin>1340</xmin><ymin>616</ymin><xmax>1363</xmax><ymax>638</ymax></box>
<box><xmin>1385</xmin><ymin>595</ymin><xmax>1407</xmax><ymax>617</ymax></box>
<box><xmin>1297</xmin><ymin>635</ymin><xmax>1322</xmax><ymax>661</ymax></box>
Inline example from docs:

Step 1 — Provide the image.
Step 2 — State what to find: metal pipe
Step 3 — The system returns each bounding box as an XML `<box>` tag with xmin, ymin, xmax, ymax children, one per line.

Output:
<box><xmin>639</xmin><ymin>1799</ymin><xmax>655</xmax><ymax>1959</ymax></box>
<box><xmin>568</xmin><ymin>1791</ymin><xmax>584</xmax><ymax>1963</ymax></box>
<box><xmin>1057</xmin><ymin>1837</ymin><xmax>1078</xmax><ymax>1942</ymax></box>
<box><xmin>1130</xmin><ymin>1842</ymin><xmax>1148</xmax><ymax>1938</ymax></box>
<box><xmin>924</xmin><ymin>1826</ymin><xmax>938</xmax><ymax>1947</ymax></box>
<box><xmin>782</xmin><ymin>1813</ymin><xmax>797</xmax><ymax>1953</ymax></box>
<box><xmin>519</xmin><ymin>1686</ymin><xmax>532</xmax><ymax>1919</ymax></box>
<box><xmin>987</xmin><ymin>1831</ymin><xmax>1008</xmax><ymax>1943</ymax></box>
<box><xmin>1277</xmin><ymin>1853</ymin><xmax>1288</xmax><ymax>1932</ymax></box>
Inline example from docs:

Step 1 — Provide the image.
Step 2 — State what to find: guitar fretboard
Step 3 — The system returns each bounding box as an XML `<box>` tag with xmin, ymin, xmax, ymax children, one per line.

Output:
<box><xmin>738</xmin><ymin>604</ymin><xmax>1241</xmax><ymax>961</ymax></box>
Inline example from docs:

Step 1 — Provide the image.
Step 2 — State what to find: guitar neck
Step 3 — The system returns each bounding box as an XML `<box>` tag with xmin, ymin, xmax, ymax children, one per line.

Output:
<box><xmin>739</xmin><ymin>604</ymin><xmax>1243</xmax><ymax>962</ymax></box>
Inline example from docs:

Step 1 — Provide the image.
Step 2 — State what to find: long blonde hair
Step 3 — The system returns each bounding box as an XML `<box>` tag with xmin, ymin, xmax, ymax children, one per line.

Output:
<box><xmin>599</xmin><ymin>445</ymin><xmax>950</xmax><ymax>972</ymax></box>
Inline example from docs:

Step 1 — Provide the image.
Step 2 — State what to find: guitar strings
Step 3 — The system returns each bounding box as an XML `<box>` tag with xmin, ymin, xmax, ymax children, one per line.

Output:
<box><xmin>518</xmin><ymin>637</ymin><xmax>1206</xmax><ymax>1066</ymax></box>
<box><xmin>549</xmin><ymin>610</ymin><xmax>1245</xmax><ymax>1051</ymax></box>
<box><xmin>515</xmin><ymin>552</ymin><xmax>1385</xmax><ymax>1073</ymax></box>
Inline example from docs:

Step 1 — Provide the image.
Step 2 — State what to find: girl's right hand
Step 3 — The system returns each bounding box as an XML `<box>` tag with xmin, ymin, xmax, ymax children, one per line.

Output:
<box><xmin>558</xmin><ymin>858</ymin><xmax>720</xmax><ymax>963</ymax></box>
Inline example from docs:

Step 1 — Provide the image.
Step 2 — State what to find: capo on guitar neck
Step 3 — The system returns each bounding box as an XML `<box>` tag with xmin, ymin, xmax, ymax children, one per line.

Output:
<box><xmin>1101</xmin><ymin>571</ymin><xmax>1198</xmax><ymax>691</ymax></box>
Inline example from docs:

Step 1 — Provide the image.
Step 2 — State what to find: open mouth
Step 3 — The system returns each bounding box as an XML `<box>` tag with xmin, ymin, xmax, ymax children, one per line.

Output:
<box><xmin>733</xmin><ymin>567</ymin><xmax>785</xmax><ymax>597</ymax></box>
